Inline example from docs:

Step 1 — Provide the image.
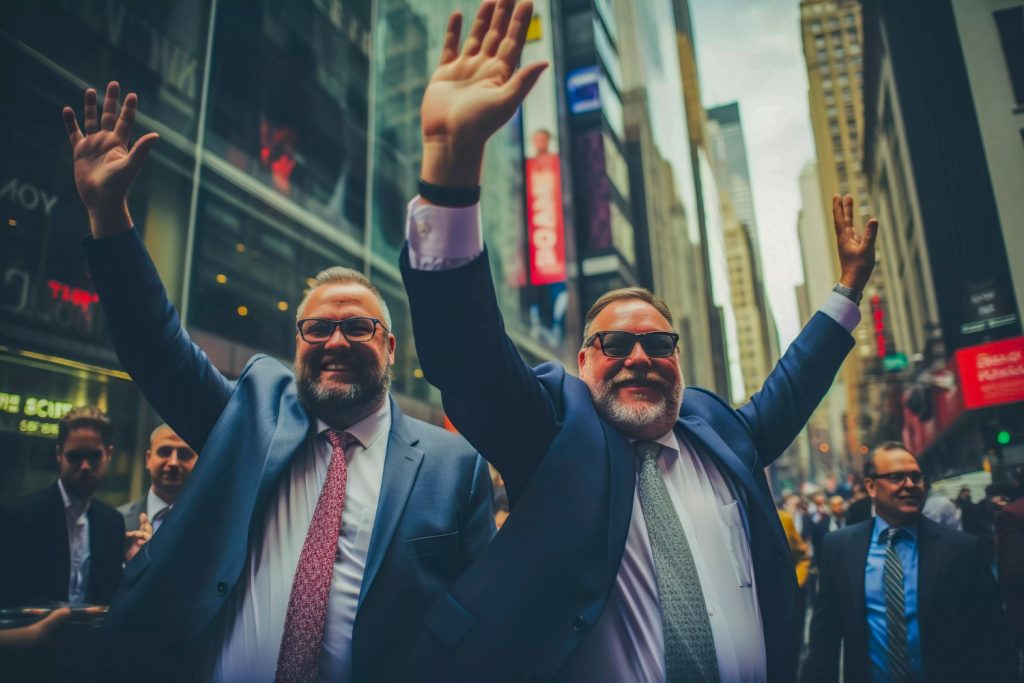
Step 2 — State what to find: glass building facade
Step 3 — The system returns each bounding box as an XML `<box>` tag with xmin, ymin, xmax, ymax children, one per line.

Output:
<box><xmin>0</xmin><ymin>0</ymin><xmax>578</xmax><ymax>504</ymax></box>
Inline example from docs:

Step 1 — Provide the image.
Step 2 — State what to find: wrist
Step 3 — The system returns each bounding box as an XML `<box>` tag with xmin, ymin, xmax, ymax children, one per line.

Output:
<box><xmin>87</xmin><ymin>200</ymin><xmax>133</xmax><ymax>238</ymax></box>
<box><xmin>420</xmin><ymin>137</ymin><xmax>484</xmax><ymax>189</ymax></box>
<box><xmin>833</xmin><ymin>282</ymin><xmax>863</xmax><ymax>305</ymax></box>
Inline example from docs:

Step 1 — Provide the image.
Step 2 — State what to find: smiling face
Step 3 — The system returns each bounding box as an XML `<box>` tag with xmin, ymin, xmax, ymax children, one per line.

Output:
<box><xmin>865</xmin><ymin>446</ymin><xmax>925</xmax><ymax>527</ymax></box>
<box><xmin>145</xmin><ymin>425</ymin><xmax>197</xmax><ymax>503</ymax></box>
<box><xmin>578</xmin><ymin>298</ymin><xmax>683</xmax><ymax>440</ymax></box>
<box><xmin>294</xmin><ymin>282</ymin><xmax>396</xmax><ymax>428</ymax></box>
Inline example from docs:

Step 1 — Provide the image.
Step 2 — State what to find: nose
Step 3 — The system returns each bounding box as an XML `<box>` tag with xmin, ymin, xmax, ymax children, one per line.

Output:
<box><xmin>167</xmin><ymin>450</ymin><xmax>181</xmax><ymax>467</ymax></box>
<box><xmin>623</xmin><ymin>340</ymin><xmax>652</xmax><ymax>368</ymax></box>
<box><xmin>323</xmin><ymin>325</ymin><xmax>352</xmax><ymax>351</ymax></box>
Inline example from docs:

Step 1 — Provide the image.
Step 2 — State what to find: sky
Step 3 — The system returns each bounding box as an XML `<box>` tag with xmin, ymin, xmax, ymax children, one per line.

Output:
<box><xmin>689</xmin><ymin>0</ymin><xmax>816</xmax><ymax>348</ymax></box>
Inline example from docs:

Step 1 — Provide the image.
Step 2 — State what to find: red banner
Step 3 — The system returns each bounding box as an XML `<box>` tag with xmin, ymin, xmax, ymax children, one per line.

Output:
<box><xmin>956</xmin><ymin>336</ymin><xmax>1024</xmax><ymax>409</ymax></box>
<box><xmin>525</xmin><ymin>153</ymin><xmax>566</xmax><ymax>285</ymax></box>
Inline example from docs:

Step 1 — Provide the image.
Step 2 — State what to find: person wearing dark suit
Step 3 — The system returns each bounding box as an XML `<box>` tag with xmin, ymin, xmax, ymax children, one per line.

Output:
<box><xmin>60</xmin><ymin>80</ymin><xmax>494</xmax><ymax>682</ymax></box>
<box><xmin>394</xmin><ymin>3</ymin><xmax>878</xmax><ymax>680</ymax></box>
<box><xmin>997</xmin><ymin>496</ymin><xmax>1024</xmax><ymax>648</ymax></box>
<box><xmin>803</xmin><ymin>442</ymin><xmax>1016</xmax><ymax>682</ymax></box>
<box><xmin>117</xmin><ymin>424</ymin><xmax>198</xmax><ymax>562</ymax></box>
<box><xmin>0</xmin><ymin>406</ymin><xmax>124</xmax><ymax>608</ymax></box>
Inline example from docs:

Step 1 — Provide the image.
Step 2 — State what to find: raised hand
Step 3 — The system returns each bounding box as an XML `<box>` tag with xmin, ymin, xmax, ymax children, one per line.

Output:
<box><xmin>62</xmin><ymin>81</ymin><xmax>159</xmax><ymax>238</ymax></box>
<box><xmin>124</xmin><ymin>511</ymin><xmax>154</xmax><ymax>563</ymax></box>
<box><xmin>420</xmin><ymin>0</ymin><xmax>548</xmax><ymax>187</ymax></box>
<box><xmin>832</xmin><ymin>194</ymin><xmax>879</xmax><ymax>292</ymax></box>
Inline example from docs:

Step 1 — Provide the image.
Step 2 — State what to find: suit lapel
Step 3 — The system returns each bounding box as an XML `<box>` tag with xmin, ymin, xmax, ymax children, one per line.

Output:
<box><xmin>605</xmin><ymin>421</ymin><xmax>635</xmax><ymax>572</ymax></box>
<box><xmin>49</xmin><ymin>482</ymin><xmax>72</xmax><ymax>600</ymax></box>
<box><xmin>846</xmin><ymin>521</ymin><xmax>873</xmax><ymax>629</ymax></box>
<box><xmin>358</xmin><ymin>397</ymin><xmax>423</xmax><ymax>608</ymax></box>
<box><xmin>915</xmin><ymin>517</ymin><xmax>942</xmax><ymax>626</ymax></box>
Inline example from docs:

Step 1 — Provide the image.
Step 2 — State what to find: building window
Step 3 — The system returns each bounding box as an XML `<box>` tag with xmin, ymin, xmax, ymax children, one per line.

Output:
<box><xmin>812</xmin><ymin>20</ymin><xmax>822</xmax><ymax>32</ymax></box>
<box><xmin>994</xmin><ymin>6</ymin><xmax>1024</xmax><ymax>105</ymax></box>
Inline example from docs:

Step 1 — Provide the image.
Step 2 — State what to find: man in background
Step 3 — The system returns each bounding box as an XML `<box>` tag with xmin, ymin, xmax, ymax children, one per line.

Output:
<box><xmin>118</xmin><ymin>424</ymin><xmax>198</xmax><ymax>562</ymax></box>
<box><xmin>0</xmin><ymin>406</ymin><xmax>124</xmax><ymax>607</ymax></box>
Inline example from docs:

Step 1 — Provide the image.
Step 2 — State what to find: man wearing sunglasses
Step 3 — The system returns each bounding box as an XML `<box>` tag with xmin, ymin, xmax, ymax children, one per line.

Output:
<box><xmin>395</xmin><ymin>2</ymin><xmax>878</xmax><ymax>681</ymax></box>
<box><xmin>0</xmin><ymin>406</ymin><xmax>125</xmax><ymax>608</ymax></box>
<box><xmin>804</xmin><ymin>442</ymin><xmax>1015</xmax><ymax>682</ymax></box>
<box><xmin>59</xmin><ymin>80</ymin><xmax>495</xmax><ymax>681</ymax></box>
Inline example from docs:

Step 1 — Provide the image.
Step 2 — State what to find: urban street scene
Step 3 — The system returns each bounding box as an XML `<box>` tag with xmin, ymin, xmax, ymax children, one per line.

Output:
<box><xmin>0</xmin><ymin>0</ymin><xmax>1021</xmax><ymax>680</ymax></box>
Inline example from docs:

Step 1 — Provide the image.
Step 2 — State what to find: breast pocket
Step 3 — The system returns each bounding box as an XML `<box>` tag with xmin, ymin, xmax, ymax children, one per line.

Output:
<box><xmin>717</xmin><ymin>500</ymin><xmax>753</xmax><ymax>588</ymax></box>
<box><xmin>406</xmin><ymin>531</ymin><xmax>461</xmax><ymax>576</ymax></box>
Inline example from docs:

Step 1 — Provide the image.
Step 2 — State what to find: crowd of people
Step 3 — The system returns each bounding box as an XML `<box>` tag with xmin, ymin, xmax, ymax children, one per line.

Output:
<box><xmin>0</xmin><ymin>1</ymin><xmax>1020</xmax><ymax>681</ymax></box>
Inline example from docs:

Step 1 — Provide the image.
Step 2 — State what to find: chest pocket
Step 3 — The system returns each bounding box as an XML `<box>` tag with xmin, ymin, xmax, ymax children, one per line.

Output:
<box><xmin>717</xmin><ymin>500</ymin><xmax>753</xmax><ymax>587</ymax></box>
<box><xmin>407</xmin><ymin>531</ymin><xmax>460</xmax><ymax>574</ymax></box>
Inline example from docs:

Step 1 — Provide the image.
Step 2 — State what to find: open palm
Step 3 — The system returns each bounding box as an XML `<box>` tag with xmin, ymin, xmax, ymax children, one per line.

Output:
<box><xmin>63</xmin><ymin>82</ymin><xmax>158</xmax><ymax>214</ymax></box>
<box><xmin>421</xmin><ymin>0</ymin><xmax>546</xmax><ymax>176</ymax></box>
<box><xmin>832</xmin><ymin>194</ymin><xmax>879</xmax><ymax>291</ymax></box>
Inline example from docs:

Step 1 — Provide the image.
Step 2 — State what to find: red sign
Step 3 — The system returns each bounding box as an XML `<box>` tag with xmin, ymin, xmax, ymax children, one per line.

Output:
<box><xmin>870</xmin><ymin>294</ymin><xmax>887</xmax><ymax>358</ymax></box>
<box><xmin>956</xmin><ymin>336</ymin><xmax>1024</xmax><ymax>409</ymax></box>
<box><xmin>47</xmin><ymin>280</ymin><xmax>99</xmax><ymax>315</ymax></box>
<box><xmin>525</xmin><ymin>153</ymin><xmax>567</xmax><ymax>285</ymax></box>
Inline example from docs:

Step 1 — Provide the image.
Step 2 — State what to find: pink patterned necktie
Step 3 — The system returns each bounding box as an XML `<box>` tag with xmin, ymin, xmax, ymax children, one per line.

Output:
<box><xmin>275</xmin><ymin>429</ymin><xmax>356</xmax><ymax>683</ymax></box>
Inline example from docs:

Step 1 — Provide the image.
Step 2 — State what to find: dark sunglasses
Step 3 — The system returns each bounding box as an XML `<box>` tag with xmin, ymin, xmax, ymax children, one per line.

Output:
<box><xmin>871</xmin><ymin>470</ymin><xmax>924</xmax><ymax>485</ymax></box>
<box><xmin>62</xmin><ymin>448</ymin><xmax>105</xmax><ymax>465</ymax></box>
<box><xmin>583</xmin><ymin>331</ymin><xmax>679</xmax><ymax>358</ymax></box>
<box><xmin>297</xmin><ymin>317</ymin><xmax>388</xmax><ymax>344</ymax></box>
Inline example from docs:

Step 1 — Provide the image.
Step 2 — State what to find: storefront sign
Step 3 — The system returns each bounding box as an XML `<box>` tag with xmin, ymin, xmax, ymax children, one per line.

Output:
<box><xmin>0</xmin><ymin>391</ymin><xmax>74</xmax><ymax>437</ymax></box>
<box><xmin>956</xmin><ymin>336</ymin><xmax>1024</xmax><ymax>409</ymax></box>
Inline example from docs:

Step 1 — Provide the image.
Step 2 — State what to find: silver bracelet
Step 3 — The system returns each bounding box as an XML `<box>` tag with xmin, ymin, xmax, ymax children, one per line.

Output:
<box><xmin>832</xmin><ymin>283</ymin><xmax>863</xmax><ymax>305</ymax></box>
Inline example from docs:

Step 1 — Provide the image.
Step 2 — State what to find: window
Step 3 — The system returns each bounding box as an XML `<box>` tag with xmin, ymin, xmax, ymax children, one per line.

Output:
<box><xmin>812</xmin><ymin>20</ymin><xmax>822</xmax><ymax>32</ymax></box>
<box><xmin>844</xmin><ymin>14</ymin><xmax>856</xmax><ymax>27</ymax></box>
<box><xmin>994</xmin><ymin>6</ymin><xmax>1024</xmax><ymax>105</ymax></box>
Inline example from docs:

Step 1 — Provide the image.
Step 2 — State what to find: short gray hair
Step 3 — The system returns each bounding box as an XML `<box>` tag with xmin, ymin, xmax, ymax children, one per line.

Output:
<box><xmin>295</xmin><ymin>266</ymin><xmax>392</xmax><ymax>329</ymax></box>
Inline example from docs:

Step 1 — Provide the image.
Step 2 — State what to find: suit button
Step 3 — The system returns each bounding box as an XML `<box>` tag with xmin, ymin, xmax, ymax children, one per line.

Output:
<box><xmin>217</xmin><ymin>581</ymin><xmax>228</xmax><ymax>596</ymax></box>
<box><xmin>572</xmin><ymin>616</ymin><xmax>587</xmax><ymax>632</ymax></box>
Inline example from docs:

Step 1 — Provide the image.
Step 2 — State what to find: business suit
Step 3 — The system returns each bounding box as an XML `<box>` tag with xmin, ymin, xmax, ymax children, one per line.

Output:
<box><xmin>0</xmin><ymin>482</ymin><xmax>124</xmax><ymax>607</ymax></box>
<box><xmin>83</xmin><ymin>229</ymin><xmax>495</xmax><ymax>681</ymax></box>
<box><xmin>996</xmin><ymin>497</ymin><xmax>1024</xmax><ymax>646</ymax></box>
<box><xmin>117</xmin><ymin>496</ymin><xmax>146</xmax><ymax>533</ymax></box>
<box><xmin>802</xmin><ymin>516</ymin><xmax>1016</xmax><ymax>682</ymax></box>
<box><xmin>398</xmin><ymin>247</ymin><xmax>854</xmax><ymax>682</ymax></box>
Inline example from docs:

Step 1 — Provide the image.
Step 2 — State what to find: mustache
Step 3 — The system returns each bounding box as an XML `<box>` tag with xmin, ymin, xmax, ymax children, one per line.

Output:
<box><xmin>608</xmin><ymin>371</ymin><xmax>673</xmax><ymax>392</ymax></box>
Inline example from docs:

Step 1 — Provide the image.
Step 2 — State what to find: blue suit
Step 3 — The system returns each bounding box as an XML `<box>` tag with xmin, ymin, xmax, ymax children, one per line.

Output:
<box><xmin>399</xmin><ymin>248</ymin><xmax>854</xmax><ymax>682</ymax></box>
<box><xmin>83</xmin><ymin>230</ymin><xmax>495</xmax><ymax>681</ymax></box>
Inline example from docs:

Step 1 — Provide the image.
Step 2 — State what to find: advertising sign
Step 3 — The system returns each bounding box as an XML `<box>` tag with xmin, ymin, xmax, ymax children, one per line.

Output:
<box><xmin>956</xmin><ymin>336</ymin><xmax>1024</xmax><ymax>409</ymax></box>
<box><xmin>567</xmin><ymin>66</ymin><xmax>600</xmax><ymax>115</ymax></box>
<box><xmin>521</xmin><ymin>0</ymin><xmax>566</xmax><ymax>286</ymax></box>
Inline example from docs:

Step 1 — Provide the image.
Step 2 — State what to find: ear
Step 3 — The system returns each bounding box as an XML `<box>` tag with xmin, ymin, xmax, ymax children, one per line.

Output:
<box><xmin>387</xmin><ymin>334</ymin><xmax>397</xmax><ymax>365</ymax></box>
<box><xmin>864</xmin><ymin>478</ymin><xmax>877</xmax><ymax>498</ymax></box>
<box><xmin>144</xmin><ymin>449</ymin><xmax>152</xmax><ymax>465</ymax></box>
<box><xmin>578</xmin><ymin>348</ymin><xmax>588</xmax><ymax>375</ymax></box>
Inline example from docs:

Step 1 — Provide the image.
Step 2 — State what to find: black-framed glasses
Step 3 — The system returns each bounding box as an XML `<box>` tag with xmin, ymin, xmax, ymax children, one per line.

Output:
<box><xmin>871</xmin><ymin>470</ymin><xmax>924</xmax><ymax>485</ymax></box>
<box><xmin>583</xmin><ymin>331</ymin><xmax>679</xmax><ymax>358</ymax></box>
<box><xmin>296</xmin><ymin>317</ymin><xmax>389</xmax><ymax>344</ymax></box>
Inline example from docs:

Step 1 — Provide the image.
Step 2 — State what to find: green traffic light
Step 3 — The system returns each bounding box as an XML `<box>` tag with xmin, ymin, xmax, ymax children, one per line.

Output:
<box><xmin>997</xmin><ymin>430</ymin><xmax>1011</xmax><ymax>445</ymax></box>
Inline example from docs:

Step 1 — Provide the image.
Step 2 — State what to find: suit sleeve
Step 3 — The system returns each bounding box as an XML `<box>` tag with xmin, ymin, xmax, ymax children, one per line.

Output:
<box><xmin>83</xmin><ymin>230</ymin><xmax>232</xmax><ymax>451</ymax></box>
<box><xmin>996</xmin><ymin>508</ymin><xmax>1024</xmax><ymax>644</ymax></box>
<box><xmin>964</xmin><ymin>534</ymin><xmax>1019</xmax><ymax>680</ymax></box>
<box><xmin>737</xmin><ymin>312</ymin><xmax>854</xmax><ymax>466</ymax></box>
<box><xmin>460</xmin><ymin>455</ymin><xmax>497</xmax><ymax>569</ymax></box>
<box><xmin>803</xmin><ymin>533</ymin><xmax>842</xmax><ymax>683</ymax></box>
<box><xmin>400</xmin><ymin>245</ymin><xmax>559</xmax><ymax>494</ymax></box>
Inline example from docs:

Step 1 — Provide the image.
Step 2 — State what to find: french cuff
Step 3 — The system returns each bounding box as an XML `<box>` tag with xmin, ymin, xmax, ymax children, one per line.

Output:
<box><xmin>819</xmin><ymin>290</ymin><xmax>862</xmax><ymax>334</ymax></box>
<box><xmin>405</xmin><ymin>196</ymin><xmax>483</xmax><ymax>268</ymax></box>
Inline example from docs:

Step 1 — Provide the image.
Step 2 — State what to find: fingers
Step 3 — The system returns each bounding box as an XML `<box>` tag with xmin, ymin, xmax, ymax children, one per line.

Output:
<box><xmin>463</xmin><ymin>1</ymin><xmax>496</xmax><ymax>57</ymax></box>
<box><xmin>843</xmin><ymin>194</ymin><xmax>853</xmax><ymax>227</ymax></box>
<box><xmin>831</xmin><ymin>194</ymin><xmax>846</xmax><ymax>238</ymax></box>
<box><xmin>62</xmin><ymin>107</ymin><xmax>84</xmax><ymax>147</ymax></box>
<box><xmin>481</xmin><ymin>0</ymin><xmax>515</xmax><ymax>56</ymax></box>
<box><xmin>83</xmin><ymin>88</ymin><xmax>98</xmax><ymax>134</ymax></box>
<box><xmin>497</xmin><ymin>0</ymin><xmax>534</xmax><ymax>67</ymax></box>
<box><xmin>37</xmin><ymin>607</ymin><xmax>71</xmax><ymax>630</ymax></box>
<box><xmin>114</xmin><ymin>92</ymin><xmax>138</xmax><ymax>143</ymax></box>
<box><xmin>499</xmin><ymin>61</ymin><xmax>548</xmax><ymax>110</ymax></box>
<box><xmin>138</xmin><ymin>511</ymin><xmax>153</xmax><ymax>535</ymax></box>
<box><xmin>438</xmin><ymin>12</ymin><xmax>463</xmax><ymax>66</ymax></box>
<box><xmin>101</xmin><ymin>81</ymin><xmax>120</xmax><ymax>132</ymax></box>
<box><xmin>126</xmin><ymin>132</ymin><xmax>159</xmax><ymax>172</ymax></box>
<box><xmin>862</xmin><ymin>218</ymin><xmax>879</xmax><ymax>251</ymax></box>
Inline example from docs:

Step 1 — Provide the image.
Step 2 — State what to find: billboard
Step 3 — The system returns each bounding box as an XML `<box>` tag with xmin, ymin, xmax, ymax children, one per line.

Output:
<box><xmin>521</xmin><ymin>0</ymin><xmax>567</xmax><ymax>286</ymax></box>
<box><xmin>956</xmin><ymin>336</ymin><xmax>1024</xmax><ymax>409</ymax></box>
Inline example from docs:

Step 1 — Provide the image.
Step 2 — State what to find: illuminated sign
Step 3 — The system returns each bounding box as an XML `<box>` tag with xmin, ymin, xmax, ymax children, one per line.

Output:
<box><xmin>0</xmin><ymin>391</ymin><xmax>74</xmax><ymax>437</ymax></box>
<box><xmin>870</xmin><ymin>294</ymin><xmax>887</xmax><ymax>358</ymax></box>
<box><xmin>47</xmin><ymin>280</ymin><xmax>99</xmax><ymax>315</ymax></box>
<box><xmin>567</xmin><ymin>66</ymin><xmax>600</xmax><ymax>115</ymax></box>
<box><xmin>956</xmin><ymin>336</ymin><xmax>1024</xmax><ymax>409</ymax></box>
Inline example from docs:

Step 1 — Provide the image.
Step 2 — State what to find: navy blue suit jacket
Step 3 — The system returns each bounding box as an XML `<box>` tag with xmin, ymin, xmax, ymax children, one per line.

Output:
<box><xmin>400</xmin><ymin>247</ymin><xmax>853</xmax><ymax>682</ymax></box>
<box><xmin>83</xmin><ymin>230</ymin><xmax>495</xmax><ymax>681</ymax></box>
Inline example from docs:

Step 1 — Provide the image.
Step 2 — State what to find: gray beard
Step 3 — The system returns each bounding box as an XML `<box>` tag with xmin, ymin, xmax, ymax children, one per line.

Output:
<box><xmin>295</xmin><ymin>361</ymin><xmax>392</xmax><ymax>429</ymax></box>
<box><xmin>589</xmin><ymin>372</ymin><xmax>683</xmax><ymax>437</ymax></box>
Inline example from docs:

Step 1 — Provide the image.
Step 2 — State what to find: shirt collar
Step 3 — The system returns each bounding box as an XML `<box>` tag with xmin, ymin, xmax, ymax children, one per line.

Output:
<box><xmin>871</xmin><ymin>514</ymin><xmax>919</xmax><ymax>543</ymax></box>
<box><xmin>314</xmin><ymin>398</ymin><xmax>391</xmax><ymax>452</ymax></box>
<box><xmin>626</xmin><ymin>429</ymin><xmax>679</xmax><ymax>458</ymax></box>
<box><xmin>57</xmin><ymin>478</ymin><xmax>91</xmax><ymax>521</ymax></box>
<box><xmin>147</xmin><ymin>487</ymin><xmax>172</xmax><ymax>518</ymax></box>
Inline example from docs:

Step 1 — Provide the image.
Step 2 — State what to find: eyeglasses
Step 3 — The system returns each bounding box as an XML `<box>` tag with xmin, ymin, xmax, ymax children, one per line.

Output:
<box><xmin>871</xmin><ymin>470</ymin><xmax>924</xmax><ymax>485</ymax></box>
<box><xmin>296</xmin><ymin>317</ymin><xmax>389</xmax><ymax>344</ymax></box>
<box><xmin>583</xmin><ymin>331</ymin><xmax>679</xmax><ymax>358</ymax></box>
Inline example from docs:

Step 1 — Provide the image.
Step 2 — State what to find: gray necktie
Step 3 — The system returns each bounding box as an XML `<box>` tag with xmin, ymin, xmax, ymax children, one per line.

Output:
<box><xmin>634</xmin><ymin>441</ymin><xmax>720</xmax><ymax>683</ymax></box>
<box><xmin>883</xmin><ymin>527</ymin><xmax>911</xmax><ymax>683</ymax></box>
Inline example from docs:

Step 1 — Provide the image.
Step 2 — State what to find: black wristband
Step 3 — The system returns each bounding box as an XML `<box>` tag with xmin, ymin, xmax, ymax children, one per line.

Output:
<box><xmin>418</xmin><ymin>179</ymin><xmax>480</xmax><ymax>207</ymax></box>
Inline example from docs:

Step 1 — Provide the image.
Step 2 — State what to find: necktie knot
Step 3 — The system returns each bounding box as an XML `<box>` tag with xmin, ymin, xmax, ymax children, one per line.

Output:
<box><xmin>633</xmin><ymin>440</ymin><xmax>661</xmax><ymax>464</ymax></box>
<box><xmin>884</xmin><ymin>527</ymin><xmax>903</xmax><ymax>547</ymax></box>
<box><xmin>151</xmin><ymin>506</ymin><xmax>170</xmax><ymax>523</ymax></box>
<box><xmin>326</xmin><ymin>429</ymin><xmax>357</xmax><ymax>453</ymax></box>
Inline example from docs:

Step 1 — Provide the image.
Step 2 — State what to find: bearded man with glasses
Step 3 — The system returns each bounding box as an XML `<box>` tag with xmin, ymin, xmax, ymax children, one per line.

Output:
<box><xmin>804</xmin><ymin>441</ymin><xmax>1015</xmax><ymax>682</ymax></box>
<box><xmin>58</xmin><ymin>79</ymin><xmax>495</xmax><ymax>681</ymax></box>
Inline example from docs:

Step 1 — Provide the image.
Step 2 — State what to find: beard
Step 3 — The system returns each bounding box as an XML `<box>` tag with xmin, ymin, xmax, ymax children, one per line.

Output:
<box><xmin>587</xmin><ymin>368</ymin><xmax>684</xmax><ymax>438</ymax></box>
<box><xmin>295</xmin><ymin>354</ymin><xmax>392</xmax><ymax>429</ymax></box>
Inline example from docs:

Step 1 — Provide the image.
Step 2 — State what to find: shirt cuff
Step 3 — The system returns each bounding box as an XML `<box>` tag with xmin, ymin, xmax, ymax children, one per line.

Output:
<box><xmin>819</xmin><ymin>290</ymin><xmax>862</xmax><ymax>333</ymax></box>
<box><xmin>405</xmin><ymin>196</ymin><xmax>483</xmax><ymax>270</ymax></box>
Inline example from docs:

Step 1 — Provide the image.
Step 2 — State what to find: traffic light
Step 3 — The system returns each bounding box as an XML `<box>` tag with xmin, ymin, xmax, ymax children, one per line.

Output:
<box><xmin>997</xmin><ymin>430</ymin><xmax>1012</xmax><ymax>446</ymax></box>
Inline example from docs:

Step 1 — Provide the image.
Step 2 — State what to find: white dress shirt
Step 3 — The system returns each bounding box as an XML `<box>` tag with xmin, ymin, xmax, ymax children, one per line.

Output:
<box><xmin>213</xmin><ymin>399</ymin><xmax>391</xmax><ymax>683</ymax></box>
<box><xmin>57</xmin><ymin>478</ymin><xmax>91</xmax><ymax>605</ymax></box>
<box><xmin>405</xmin><ymin>196</ymin><xmax>862</xmax><ymax>682</ymax></box>
<box><xmin>146</xmin><ymin>488</ymin><xmax>172</xmax><ymax>534</ymax></box>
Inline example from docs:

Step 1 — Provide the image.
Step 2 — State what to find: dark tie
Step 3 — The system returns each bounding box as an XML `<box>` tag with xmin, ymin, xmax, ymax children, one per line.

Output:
<box><xmin>275</xmin><ymin>429</ymin><xmax>355</xmax><ymax>683</ymax></box>
<box><xmin>883</xmin><ymin>527</ymin><xmax>911</xmax><ymax>683</ymax></box>
<box><xmin>150</xmin><ymin>506</ymin><xmax>169</xmax><ymax>531</ymax></box>
<box><xmin>634</xmin><ymin>441</ymin><xmax>720</xmax><ymax>683</ymax></box>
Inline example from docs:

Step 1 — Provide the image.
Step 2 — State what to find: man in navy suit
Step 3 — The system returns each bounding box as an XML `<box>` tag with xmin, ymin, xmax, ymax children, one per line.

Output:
<box><xmin>60</xmin><ymin>78</ymin><xmax>494</xmax><ymax>681</ymax></box>
<box><xmin>396</xmin><ymin>2</ymin><xmax>878</xmax><ymax>681</ymax></box>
